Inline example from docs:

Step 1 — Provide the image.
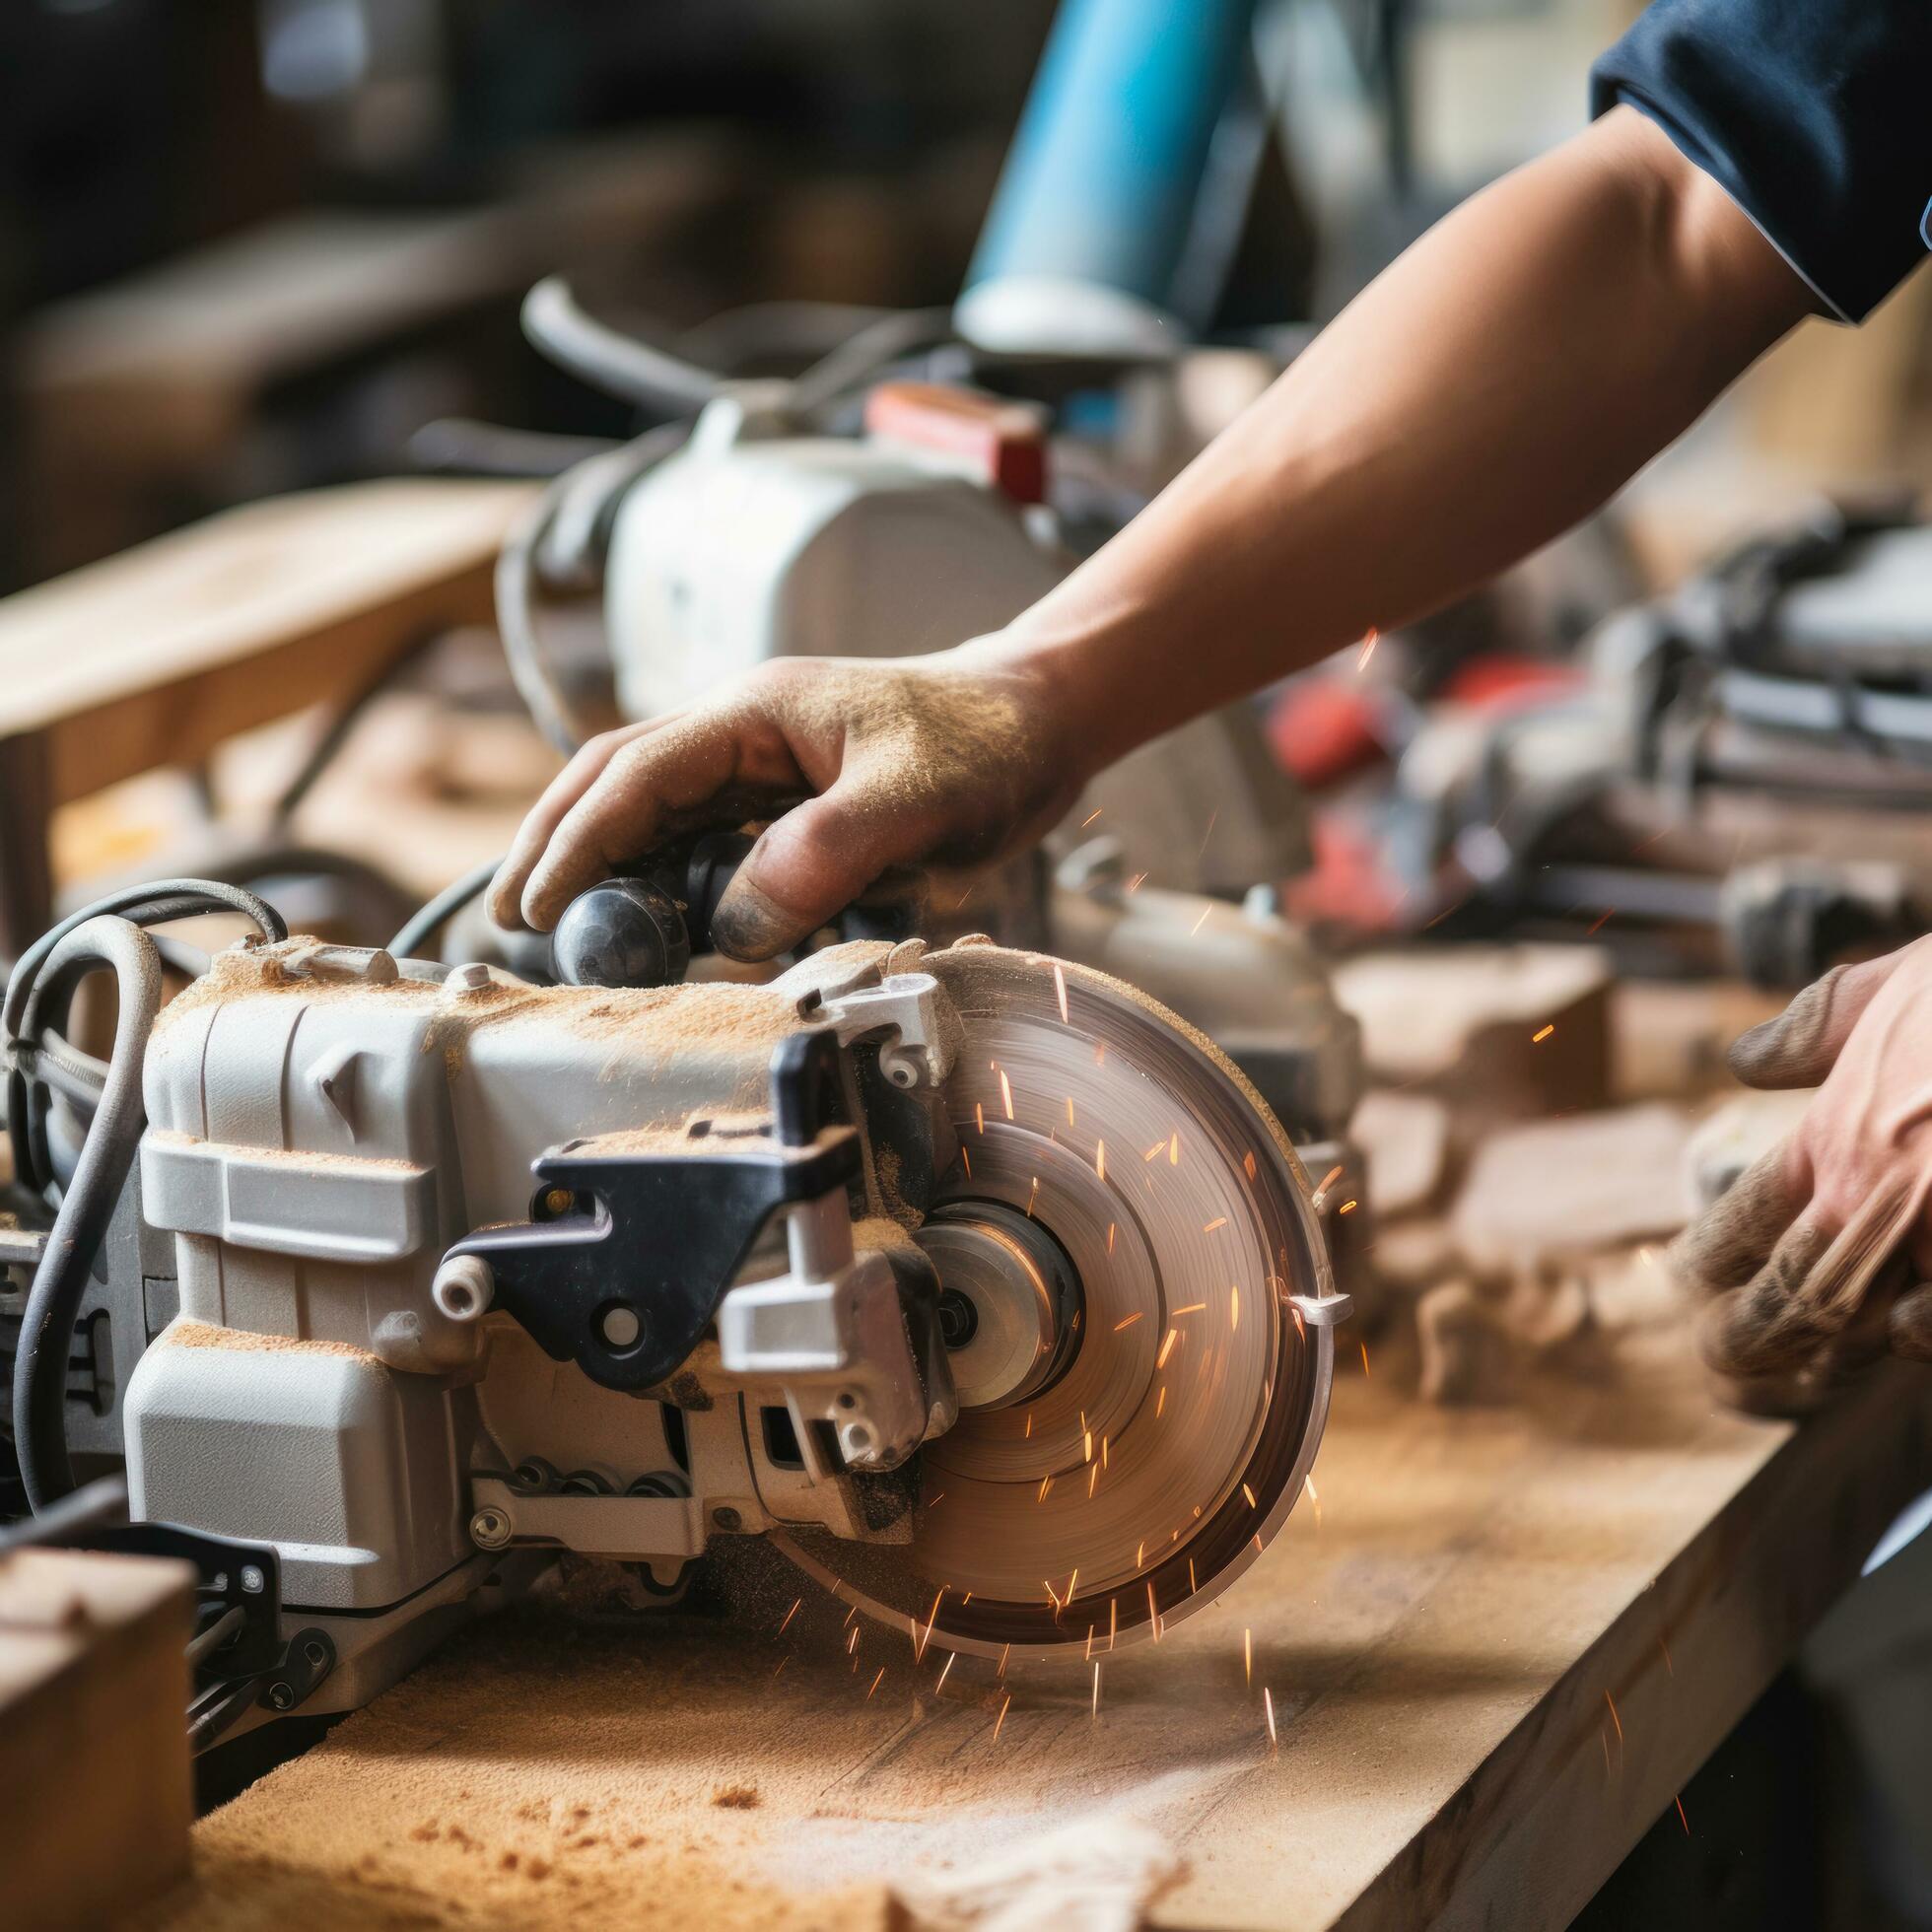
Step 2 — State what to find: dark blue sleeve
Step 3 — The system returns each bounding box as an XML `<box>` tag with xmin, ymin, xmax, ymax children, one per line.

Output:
<box><xmin>1591</xmin><ymin>0</ymin><xmax>1931</xmax><ymax>323</ymax></box>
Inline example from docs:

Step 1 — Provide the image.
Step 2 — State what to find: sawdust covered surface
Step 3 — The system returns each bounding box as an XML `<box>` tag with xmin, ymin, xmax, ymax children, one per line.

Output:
<box><xmin>163</xmin><ymin>1319</ymin><xmax>377</xmax><ymax>1366</ymax></box>
<box><xmin>146</xmin><ymin>1600</ymin><xmax>906</xmax><ymax>1932</ymax></box>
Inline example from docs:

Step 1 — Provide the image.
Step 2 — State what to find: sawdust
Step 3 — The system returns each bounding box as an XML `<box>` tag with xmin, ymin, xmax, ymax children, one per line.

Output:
<box><xmin>162</xmin><ymin>1319</ymin><xmax>377</xmax><ymax>1365</ymax></box>
<box><xmin>711</xmin><ymin>1784</ymin><xmax>762</xmax><ymax>1810</ymax></box>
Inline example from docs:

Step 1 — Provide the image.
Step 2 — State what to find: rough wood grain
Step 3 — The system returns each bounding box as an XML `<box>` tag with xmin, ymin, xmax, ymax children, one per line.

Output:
<box><xmin>151</xmin><ymin>1317</ymin><xmax>1932</xmax><ymax>1930</ymax></box>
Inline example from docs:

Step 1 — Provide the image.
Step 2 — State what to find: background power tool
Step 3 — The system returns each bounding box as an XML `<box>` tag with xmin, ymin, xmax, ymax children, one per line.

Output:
<box><xmin>1</xmin><ymin>857</ymin><xmax>1347</xmax><ymax>1748</ymax></box>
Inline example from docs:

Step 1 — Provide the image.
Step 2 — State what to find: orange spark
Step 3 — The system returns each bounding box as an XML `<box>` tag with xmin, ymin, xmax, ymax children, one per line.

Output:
<box><xmin>1674</xmin><ymin>1795</ymin><xmax>1690</xmax><ymax>1835</ymax></box>
<box><xmin>1054</xmin><ymin>962</ymin><xmax>1070</xmax><ymax>1025</ymax></box>
<box><xmin>1147</xmin><ymin>1580</ymin><xmax>1159</xmax><ymax>1638</ymax></box>
<box><xmin>774</xmin><ymin>1657</ymin><xmax>789</xmax><ymax>1680</ymax></box>
<box><xmin>1107</xmin><ymin>1222</ymin><xmax>1117</xmax><ymax>1254</ymax></box>
<box><xmin>1188</xmin><ymin>1557</ymin><xmax>1197</xmax><ymax>1593</ymax></box>
<box><xmin>1172</xmin><ymin>1302</ymin><xmax>1207</xmax><ymax>1316</ymax></box>
<box><xmin>960</xmin><ymin>1146</ymin><xmax>972</xmax><ymax>1178</ymax></box>
<box><xmin>1243</xmin><ymin>1150</ymin><xmax>1257</xmax><ymax>1181</ymax></box>
<box><xmin>867</xmin><ymin>1667</ymin><xmax>886</xmax><ymax>1697</ymax></box>
<box><xmin>847</xmin><ymin>1626</ymin><xmax>860</xmax><ymax>1655</ymax></box>
<box><xmin>993</xmin><ymin>1692</ymin><xmax>1011</xmax><ymax>1741</ymax></box>
<box><xmin>1000</xmin><ymin>1070</ymin><xmax>1014</xmax><ymax>1119</ymax></box>
<box><xmin>1144</xmin><ymin>1138</ymin><xmax>1166</xmax><ymax>1161</ymax></box>
<box><xmin>1659</xmin><ymin>1636</ymin><xmax>1674</xmax><ymax>1677</ymax></box>
<box><xmin>1532</xmin><ymin>1024</ymin><xmax>1554</xmax><ymax>1044</ymax></box>
<box><xmin>998</xmin><ymin>1642</ymin><xmax>1010</xmax><ymax>1676</ymax></box>
<box><xmin>1113</xmin><ymin>1311</ymin><xmax>1144</xmax><ymax>1331</ymax></box>
<box><xmin>1156</xmin><ymin>1385</ymin><xmax>1166</xmax><ymax>1417</ymax></box>
<box><xmin>1338</xmin><ymin>1199</ymin><xmax>1358</xmax><ymax>1215</ymax></box>
<box><xmin>1244</xmin><ymin>1627</ymin><xmax>1253</xmax><ymax>1686</ymax></box>
<box><xmin>1066</xmin><ymin>1095</ymin><xmax>1075</xmax><ymax>1127</ymax></box>
<box><xmin>1360</xmin><ymin>1340</ymin><xmax>1371</xmax><ymax>1377</ymax></box>
<box><xmin>1024</xmin><ymin>1411</ymin><xmax>1033</xmax><ymax>1438</ymax></box>
<box><xmin>1605</xmin><ymin>1690</ymin><xmax>1622</xmax><ymax>1744</ymax></box>
<box><xmin>1109</xmin><ymin>1598</ymin><xmax>1118</xmax><ymax>1648</ymax></box>
<box><xmin>1096</xmin><ymin>1140</ymin><xmax>1107</xmax><ymax>1182</ymax></box>
<box><xmin>1203</xmin><ymin>1216</ymin><xmax>1227</xmax><ymax>1234</ymax></box>
<box><xmin>1080</xmin><ymin>807</ymin><xmax>1104</xmax><ymax>827</ymax></box>
<box><xmin>1264</xmin><ymin>1687</ymin><xmax>1278</xmax><ymax>1748</ymax></box>
<box><xmin>1230</xmin><ymin>1283</ymin><xmax>1240</xmax><ymax>1333</ymax></box>
<box><xmin>1356</xmin><ymin>626</ymin><xmax>1378</xmax><ymax>671</ymax></box>
<box><xmin>1091</xmin><ymin>1662</ymin><xmax>1101</xmax><ymax>1720</ymax></box>
<box><xmin>1038</xmin><ymin>1474</ymin><xmax>1054</xmax><ymax>1501</ymax></box>
<box><xmin>1586</xmin><ymin>908</ymin><xmax>1616</xmax><ymax>936</ymax></box>
<box><xmin>1170</xmin><ymin>1134</ymin><xmax>1180</xmax><ymax>1166</ymax></box>
<box><xmin>1190</xmin><ymin>906</ymin><xmax>1212</xmax><ymax>937</ymax></box>
<box><xmin>779</xmin><ymin>1597</ymin><xmax>801</xmax><ymax>1635</ymax></box>
<box><xmin>975</xmin><ymin>1102</ymin><xmax>985</xmax><ymax>1135</ymax></box>
<box><xmin>935</xmin><ymin>1653</ymin><xmax>955</xmax><ymax>1692</ymax></box>
<box><xmin>1242</xmin><ymin>1483</ymin><xmax>1258</xmax><ymax>1508</ymax></box>
<box><xmin>1156</xmin><ymin>1328</ymin><xmax>1181</xmax><ymax>1369</ymax></box>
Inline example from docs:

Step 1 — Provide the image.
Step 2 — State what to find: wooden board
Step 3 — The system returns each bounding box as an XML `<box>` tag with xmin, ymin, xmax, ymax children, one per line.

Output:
<box><xmin>2</xmin><ymin>1547</ymin><xmax>197</xmax><ymax>1930</ymax></box>
<box><xmin>149</xmin><ymin>1313</ymin><xmax>1932</xmax><ymax>1930</ymax></box>
<box><xmin>0</xmin><ymin>478</ymin><xmax>531</xmax><ymax>810</ymax></box>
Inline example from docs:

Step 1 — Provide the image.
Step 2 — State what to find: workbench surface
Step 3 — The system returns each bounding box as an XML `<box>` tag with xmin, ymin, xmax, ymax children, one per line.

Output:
<box><xmin>150</xmin><ymin>1304</ymin><xmax>1932</xmax><ymax>1931</ymax></box>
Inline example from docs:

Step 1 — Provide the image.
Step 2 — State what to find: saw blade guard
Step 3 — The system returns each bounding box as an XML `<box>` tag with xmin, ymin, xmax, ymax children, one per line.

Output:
<box><xmin>773</xmin><ymin>941</ymin><xmax>1343</xmax><ymax>1661</ymax></box>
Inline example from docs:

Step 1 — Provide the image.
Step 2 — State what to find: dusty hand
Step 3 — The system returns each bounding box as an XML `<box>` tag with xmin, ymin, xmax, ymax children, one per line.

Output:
<box><xmin>1672</xmin><ymin>939</ymin><xmax>1932</xmax><ymax>1406</ymax></box>
<box><xmin>487</xmin><ymin>643</ymin><xmax>1085</xmax><ymax>959</ymax></box>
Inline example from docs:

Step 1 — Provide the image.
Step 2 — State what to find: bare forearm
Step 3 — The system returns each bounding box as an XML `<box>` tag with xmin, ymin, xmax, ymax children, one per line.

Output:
<box><xmin>1003</xmin><ymin>106</ymin><xmax>1814</xmax><ymax>771</ymax></box>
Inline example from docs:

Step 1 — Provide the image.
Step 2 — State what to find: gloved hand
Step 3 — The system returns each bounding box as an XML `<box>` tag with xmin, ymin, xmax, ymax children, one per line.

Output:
<box><xmin>487</xmin><ymin>642</ymin><xmax>1086</xmax><ymax>959</ymax></box>
<box><xmin>1671</xmin><ymin>940</ymin><xmax>1932</xmax><ymax>1411</ymax></box>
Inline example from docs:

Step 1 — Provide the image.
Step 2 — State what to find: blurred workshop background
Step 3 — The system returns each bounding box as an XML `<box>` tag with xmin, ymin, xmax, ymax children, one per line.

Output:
<box><xmin>7</xmin><ymin>4</ymin><xmax>1932</xmax><ymax>1928</ymax></box>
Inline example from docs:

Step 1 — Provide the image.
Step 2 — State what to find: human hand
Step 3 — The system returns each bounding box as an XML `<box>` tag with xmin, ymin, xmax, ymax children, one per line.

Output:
<box><xmin>1671</xmin><ymin>941</ymin><xmax>1932</xmax><ymax>1409</ymax></box>
<box><xmin>487</xmin><ymin>641</ymin><xmax>1086</xmax><ymax>959</ymax></box>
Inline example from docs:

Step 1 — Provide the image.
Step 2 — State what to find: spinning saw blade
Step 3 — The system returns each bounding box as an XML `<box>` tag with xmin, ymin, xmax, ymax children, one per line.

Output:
<box><xmin>772</xmin><ymin>944</ymin><xmax>1340</xmax><ymax>1661</ymax></box>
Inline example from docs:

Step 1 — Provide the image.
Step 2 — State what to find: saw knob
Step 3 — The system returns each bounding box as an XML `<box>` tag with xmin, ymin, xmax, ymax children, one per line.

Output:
<box><xmin>550</xmin><ymin>877</ymin><xmax>692</xmax><ymax>989</ymax></box>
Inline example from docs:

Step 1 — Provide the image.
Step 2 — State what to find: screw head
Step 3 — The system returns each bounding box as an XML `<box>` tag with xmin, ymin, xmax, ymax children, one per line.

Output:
<box><xmin>711</xmin><ymin>1506</ymin><xmax>743</xmax><ymax>1533</ymax></box>
<box><xmin>470</xmin><ymin>1506</ymin><xmax>512</xmax><ymax>1550</ymax></box>
<box><xmin>267</xmin><ymin>1682</ymin><xmax>297</xmax><ymax>1711</ymax></box>
<box><xmin>542</xmin><ymin>1187</ymin><xmax>576</xmax><ymax>1217</ymax></box>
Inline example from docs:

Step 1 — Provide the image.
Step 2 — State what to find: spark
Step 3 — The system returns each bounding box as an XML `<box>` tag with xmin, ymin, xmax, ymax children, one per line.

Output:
<box><xmin>1601</xmin><ymin>1727</ymin><xmax>1611</xmax><ymax>1774</ymax></box>
<box><xmin>1147</xmin><ymin>1580</ymin><xmax>1160</xmax><ymax>1639</ymax></box>
<box><xmin>779</xmin><ymin>1597</ymin><xmax>801</xmax><ymax>1635</ymax></box>
<box><xmin>1038</xmin><ymin>1474</ymin><xmax>1054</xmax><ymax>1501</ymax></box>
<box><xmin>1242</xmin><ymin>1483</ymin><xmax>1258</xmax><ymax>1508</ymax></box>
<box><xmin>1356</xmin><ymin>626</ymin><xmax>1378</xmax><ymax>671</ymax></box>
<box><xmin>1156</xmin><ymin>1328</ymin><xmax>1181</xmax><ymax>1369</ymax></box>
<box><xmin>1360</xmin><ymin>1340</ymin><xmax>1371</xmax><ymax>1377</ymax></box>
<box><xmin>1231</xmin><ymin>1283</ymin><xmax>1240</xmax><ymax>1333</ymax></box>
<box><xmin>1066</xmin><ymin>1095</ymin><xmax>1076</xmax><ymax>1127</ymax></box>
<box><xmin>1107</xmin><ymin>1222</ymin><xmax>1117</xmax><ymax>1254</ymax></box>
<box><xmin>1084</xmin><ymin>1625</ymin><xmax>1094</xmax><ymax>1661</ymax></box>
<box><xmin>847</xmin><ymin>1626</ymin><xmax>860</xmax><ymax>1654</ymax></box>
<box><xmin>1190</xmin><ymin>905</ymin><xmax>1212</xmax><ymax>937</ymax></box>
<box><xmin>844</xmin><ymin>1603</ymin><xmax>860</xmax><ymax>1627</ymax></box>
<box><xmin>1084</xmin><ymin>1428</ymin><xmax>1094</xmax><ymax>1464</ymax></box>
<box><xmin>1102</xmin><ymin>1435</ymin><xmax>1109</xmax><ymax>1469</ymax></box>
<box><xmin>1532</xmin><ymin>1023</ymin><xmax>1554</xmax><ymax>1044</ymax></box>
<box><xmin>1304</xmin><ymin>1475</ymin><xmax>1322</xmax><ymax>1527</ymax></box>
<box><xmin>1136</xmin><ymin>1539</ymin><xmax>1145</xmax><ymax>1567</ymax></box>
<box><xmin>1659</xmin><ymin>1636</ymin><xmax>1674</xmax><ymax>1677</ymax></box>
<box><xmin>1172</xmin><ymin>1302</ymin><xmax>1207</xmax><ymax>1316</ymax></box>
<box><xmin>1054</xmin><ymin>963</ymin><xmax>1070</xmax><ymax>1025</ymax></box>
<box><xmin>1203</xmin><ymin>1216</ymin><xmax>1228</xmax><ymax>1234</ymax></box>
<box><xmin>1338</xmin><ymin>1199</ymin><xmax>1358</xmax><ymax>1215</ymax></box>
<box><xmin>1189</xmin><ymin>1557</ymin><xmax>1197</xmax><ymax>1593</ymax></box>
<box><xmin>1586</xmin><ymin>908</ymin><xmax>1616</xmax><ymax>936</ymax></box>
<box><xmin>960</xmin><ymin>1146</ymin><xmax>972</xmax><ymax>1177</ymax></box>
<box><xmin>998</xmin><ymin>1643</ymin><xmax>1010</xmax><ymax>1677</ymax></box>
<box><xmin>1113</xmin><ymin>1311</ymin><xmax>1144</xmax><ymax>1331</ymax></box>
<box><xmin>935</xmin><ymin>1652</ymin><xmax>955</xmax><ymax>1692</ymax></box>
<box><xmin>975</xmin><ymin>1102</ymin><xmax>985</xmax><ymax>1135</ymax></box>
<box><xmin>993</xmin><ymin>1692</ymin><xmax>1011</xmax><ymax>1742</ymax></box>
<box><xmin>1127</xmin><ymin>870</ymin><xmax>1148</xmax><ymax>893</ymax></box>
<box><xmin>1091</xmin><ymin>1662</ymin><xmax>1102</xmax><ymax>1720</ymax></box>
<box><xmin>1674</xmin><ymin>1795</ymin><xmax>1690</xmax><ymax>1835</ymax></box>
<box><xmin>1000</xmin><ymin>1070</ymin><xmax>1014</xmax><ymax>1119</ymax></box>
<box><xmin>1197</xmin><ymin>807</ymin><xmax>1219</xmax><ymax>859</ymax></box>
<box><xmin>1066</xmin><ymin>1568</ymin><xmax>1078</xmax><ymax>1602</ymax></box>
<box><xmin>1244</xmin><ymin>1627</ymin><xmax>1253</xmax><ymax>1686</ymax></box>
<box><xmin>1044</xmin><ymin>1578</ymin><xmax>1063</xmax><ymax>1611</ymax></box>
<box><xmin>1024</xmin><ymin>1412</ymin><xmax>1033</xmax><ymax>1437</ymax></box>
<box><xmin>1243</xmin><ymin>1150</ymin><xmax>1257</xmax><ymax>1181</ymax></box>
<box><xmin>916</xmin><ymin>1587</ymin><xmax>947</xmax><ymax>1662</ymax></box>
<box><xmin>773</xmin><ymin>1657</ymin><xmax>789</xmax><ymax>1680</ymax></box>
<box><xmin>1096</xmin><ymin>1140</ymin><xmax>1107</xmax><ymax>1183</ymax></box>
<box><xmin>1604</xmin><ymin>1690</ymin><xmax>1622</xmax><ymax>1744</ymax></box>
<box><xmin>1081</xmin><ymin>807</ymin><xmax>1104</xmax><ymax>827</ymax></box>
<box><xmin>1264</xmin><ymin>1688</ymin><xmax>1278</xmax><ymax>1749</ymax></box>
<box><xmin>1144</xmin><ymin>1138</ymin><xmax>1167</xmax><ymax>1161</ymax></box>
<box><xmin>1026</xmin><ymin>1176</ymin><xmax>1040</xmax><ymax>1217</ymax></box>
<box><xmin>1156</xmin><ymin>1385</ymin><xmax>1166</xmax><ymax>1417</ymax></box>
<box><xmin>1088</xmin><ymin>1464</ymin><xmax>1100</xmax><ymax>1498</ymax></box>
<box><xmin>867</xmin><ymin>1667</ymin><xmax>886</xmax><ymax>1697</ymax></box>
<box><xmin>1170</xmin><ymin>1134</ymin><xmax>1180</xmax><ymax>1166</ymax></box>
<box><xmin>1109</xmin><ymin>1598</ymin><xmax>1118</xmax><ymax>1648</ymax></box>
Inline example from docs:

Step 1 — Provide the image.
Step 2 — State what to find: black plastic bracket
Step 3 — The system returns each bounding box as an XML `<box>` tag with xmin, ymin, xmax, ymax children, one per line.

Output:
<box><xmin>445</xmin><ymin>1029</ymin><xmax>861</xmax><ymax>1392</ymax></box>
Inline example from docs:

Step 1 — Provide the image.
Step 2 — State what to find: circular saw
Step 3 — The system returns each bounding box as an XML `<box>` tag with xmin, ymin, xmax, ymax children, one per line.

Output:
<box><xmin>773</xmin><ymin>943</ymin><xmax>1346</xmax><ymax>1661</ymax></box>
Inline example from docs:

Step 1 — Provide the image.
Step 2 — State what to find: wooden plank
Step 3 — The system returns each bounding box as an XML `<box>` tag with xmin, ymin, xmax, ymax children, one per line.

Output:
<box><xmin>0</xmin><ymin>1547</ymin><xmax>197</xmax><ymax>1930</ymax></box>
<box><xmin>158</xmin><ymin>1312</ymin><xmax>1932</xmax><ymax>1929</ymax></box>
<box><xmin>0</xmin><ymin>479</ymin><xmax>532</xmax><ymax>809</ymax></box>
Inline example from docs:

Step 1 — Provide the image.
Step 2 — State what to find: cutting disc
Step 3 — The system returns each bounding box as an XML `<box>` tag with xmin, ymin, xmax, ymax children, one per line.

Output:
<box><xmin>771</xmin><ymin>942</ymin><xmax>1340</xmax><ymax>1662</ymax></box>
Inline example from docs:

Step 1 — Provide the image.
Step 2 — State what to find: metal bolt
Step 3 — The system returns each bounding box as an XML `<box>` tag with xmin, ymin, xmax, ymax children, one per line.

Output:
<box><xmin>599</xmin><ymin>1303</ymin><xmax>642</xmax><ymax>1348</ymax></box>
<box><xmin>241</xmin><ymin>1564</ymin><xmax>265</xmax><ymax>1595</ymax></box>
<box><xmin>711</xmin><ymin>1506</ymin><xmax>742</xmax><ymax>1533</ymax></box>
<box><xmin>542</xmin><ymin>1187</ymin><xmax>576</xmax><ymax>1218</ymax></box>
<box><xmin>470</xmin><ymin>1506</ymin><xmax>512</xmax><ymax>1550</ymax></box>
<box><xmin>267</xmin><ymin>1683</ymin><xmax>297</xmax><ymax>1711</ymax></box>
<box><xmin>448</xmin><ymin>961</ymin><xmax>493</xmax><ymax>994</ymax></box>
